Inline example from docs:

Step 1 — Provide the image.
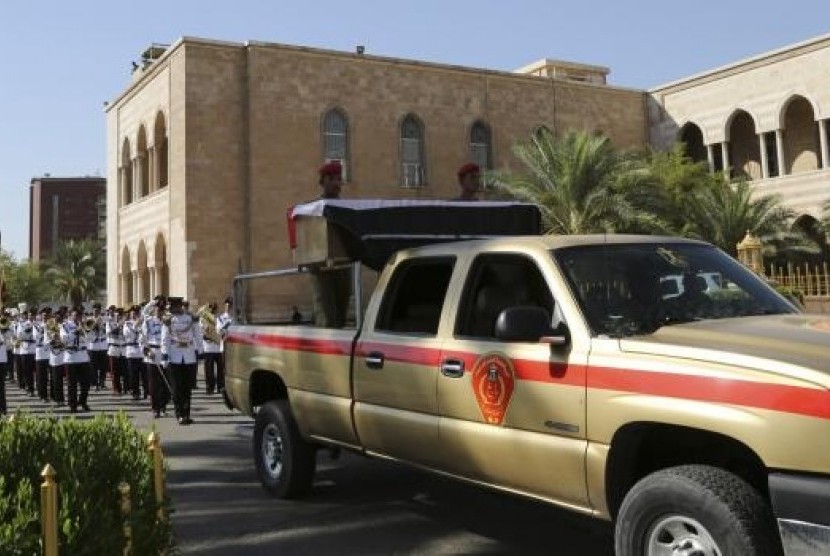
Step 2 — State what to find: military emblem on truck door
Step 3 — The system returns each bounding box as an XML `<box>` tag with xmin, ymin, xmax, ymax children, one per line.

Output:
<box><xmin>471</xmin><ymin>353</ymin><xmax>515</xmax><ymax>425</ymax></box>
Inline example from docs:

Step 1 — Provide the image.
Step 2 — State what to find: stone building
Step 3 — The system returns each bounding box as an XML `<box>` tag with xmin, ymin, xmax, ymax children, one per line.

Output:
<box><xmin>105</xmin><ymin>38</ymin><xmax>646</xmax><ymax>307</ymax></box>
<box><xmin>649</xmin><ymin>33</ymin><xmax>830</xmax><ymax>230</ymax></box>
<box><xmin>107</xmin><ymin>33</ymin><xmax>830</xmax><ymax>308</ymax></box>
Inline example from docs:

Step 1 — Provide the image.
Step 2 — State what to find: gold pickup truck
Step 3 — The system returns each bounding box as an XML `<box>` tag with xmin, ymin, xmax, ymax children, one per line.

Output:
<box><xmin>225</xmin><ymin>203</ymin><xmax>829</xmax><ymax>556</ymax></box>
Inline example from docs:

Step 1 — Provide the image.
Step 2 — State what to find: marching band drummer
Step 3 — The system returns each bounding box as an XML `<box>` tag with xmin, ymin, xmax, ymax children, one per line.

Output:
<box><xmin>60</xmin><ymin>307</ymin><xmax>91</xmax><ymax>413</ymax></box>
<box><xmin>46</xmin><ymin>308</ymin><xmax>66</xmax><ymax>406</ymax></box>
<box><xmin>161</xmin><ymin>297</ymin><xmax>200</xmax><ymax>425</ymax></box>
<box><xmin>141</xmin><ymin>301</ymin><xmax>169</xmax><ymax>418</ymax></box>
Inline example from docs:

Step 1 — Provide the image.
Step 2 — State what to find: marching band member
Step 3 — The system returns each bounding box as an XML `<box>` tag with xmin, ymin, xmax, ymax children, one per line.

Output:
<box><xmin>17</xmin><ymin>307</ymin><xmax>37</xmax><ymax>396</ymax></box>
<box><xmin>162</xmin><ymin>297</ymin><xmax>200</xmax><ymax>425</ymax></box>
<box><xmin>216</xmin><ymin>297</ymin><xmax>234</xmax><ymax>394</ymax></box>
<box><xmin>11</xmin><ymin>307</ymin><xmax>24</xmax><ymax>386</ymax></box>
<box><xmin>0</xmin><ymin>316</ymin><xmax>7</xmax><ymax>414</ymax></box>
<box><xmin>47</xmin><ymin>308</ymin><xmax>66</xmax><ymax>406</ymax></box>
<box><xmin>60</xmin><ymin>307</ymin><xmax>91</xmax><ymax>413</ymax></box>
<box><xmin>1</xmin><ymin>310</ymin><xmax>13</xmax><ymax>382</ymax></box>
<box><xmin>33</xmin><ymin>307</ymin><xmax>51</xmax><ymax>401</ymax></box>
<box><xmin>122</xmin><ymin>306</ymin><xmax>146</xmax><ymax>400</ymax></box>
<box><xmin>200</xmin><ymin>303</ymin><xmax>221</xmax><ymax>395</ymax></box>
<box><xmin>142</xmin><ymin>301</ymin><xmax>169</xmax><ymax>417</ymax></box>
<box><xmin>87</xmin><ymin>303</ymin><xmax>108</xmax><ymax>390</ymax></box>
<box><xmin>105</xmin><ymin>306</ymin><xmax>125</xmax><ymax>394</ymax></box>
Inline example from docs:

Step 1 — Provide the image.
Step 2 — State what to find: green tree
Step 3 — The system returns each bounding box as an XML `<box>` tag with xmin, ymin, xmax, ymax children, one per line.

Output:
<box><xmin>6</xmin><ymin>260</ymin><xmax>53</xmax><ymax>308</ymax></box>
<box><xmin>638</xmin><ymin>143</ymin><xmax>721</xmax><ymax>236</ymax></box>
<box><xmin>684</xmin><ymin>179</ymin><xmax>804</xmax><ymax>257</ymax></box>
<box><xmin>493</xmin><ymin>130</ymin><xmax>667</xmax><ymax>234</ymax></box>
<box><xmin>45</xmin><ymin>239</ymin><xmax>105</xmax><ymax>308</ymax></box>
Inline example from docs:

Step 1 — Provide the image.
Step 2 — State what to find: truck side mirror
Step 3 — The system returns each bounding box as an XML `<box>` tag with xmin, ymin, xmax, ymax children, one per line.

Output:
<box><xmin>495</xmin><ymin>306</ymin><xmax>569</xmax><ymax>345</ymax></box>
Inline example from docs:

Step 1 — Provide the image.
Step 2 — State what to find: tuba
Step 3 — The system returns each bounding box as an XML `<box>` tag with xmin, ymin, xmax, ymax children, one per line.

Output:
<box><xmin>197</xmin><ymin>304</ymin><xmax>221</xmax><ymax>344</ymax></box>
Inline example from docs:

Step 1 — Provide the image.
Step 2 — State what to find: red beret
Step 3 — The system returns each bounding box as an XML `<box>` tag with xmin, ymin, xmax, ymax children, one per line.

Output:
<box><xmin>457</xmin><ymin>162</ymin><xmax>480</xmax><ymax>178</ymax></box>
<box><xmin>319</xmin><ymin>160</ymin><xmax>343</xmax><ymax>177</ymax></box>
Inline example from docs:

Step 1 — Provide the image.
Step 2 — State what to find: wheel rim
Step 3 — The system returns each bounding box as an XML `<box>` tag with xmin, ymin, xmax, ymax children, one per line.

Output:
<box><xmin>261</xmin><ymin>422</ymin><xmax>284</xmax><ymax>480</ymax></box>
<box><xmin>645</xmin><ymin>514</ymin><xmax>721</xmax><ymax>556</ymax></box>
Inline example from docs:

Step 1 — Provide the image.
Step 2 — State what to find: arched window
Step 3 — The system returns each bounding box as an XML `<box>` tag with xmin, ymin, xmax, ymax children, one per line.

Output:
<box><xmin>678</xmin><ymin>122</ymin><xmax>707</xmax><ymax>164</ymax></box>
<box><xmin>400</xmin><ymin>114</ymin><xmax>425</xmax><ymax>187</ymax></box>
<box><xmin>470</xmin><ymin>120</ymin><xmax>492</xmax><ymax>170</ymax></box>
<box><xmin>121</xmin><ymin>138</ymin><xmax>133</xmax><ymax>206</ymax></box>
<box><xmin>137</xmin><ymin>125</ymin><xmax>149</xmax><ymax>198</ymax></box>
<box><xmin>781</xmin><ymin>95</ymin><xmax>820</xmax><ymax>175</ymax></box>
<box><xmin>322</xmin><ymin>108</ymin><xmax>349</xmax><ymax>180</ymax></box>
<box><xmin>154</xmin><ymin>112</ymin><xmax>168</xmax><ymax>189</ymax></box>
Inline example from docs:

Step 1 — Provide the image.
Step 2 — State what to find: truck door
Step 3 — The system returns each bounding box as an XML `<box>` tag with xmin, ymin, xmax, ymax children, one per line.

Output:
<box><xmin>353</xmin><ymin>256</ymin><xmax>455</xmax><ymax>466</ymax></box>
<box><xmin>436</xmin><ymin>252</ymin><xmax>589</xmax><ymax>508</ymax></box>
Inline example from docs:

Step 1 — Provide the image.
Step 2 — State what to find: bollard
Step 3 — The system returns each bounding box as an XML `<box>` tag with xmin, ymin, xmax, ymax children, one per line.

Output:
<box><xmin>41</xmin><ymin>464</ymin><xmax>59</xmax><ymax>556</ymax></box>
<box><xmin>119</xmin><ymin>482</ymin><xmax>132</xmax><ymax>556</ymax></box>
<box><xmin>148</xmin><ymin>432</ymin><xmax>166</xmax><ymax>521</ymax></box>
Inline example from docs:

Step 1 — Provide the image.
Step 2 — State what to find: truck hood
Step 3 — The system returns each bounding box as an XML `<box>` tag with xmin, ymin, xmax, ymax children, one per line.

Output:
<box><xmin>619</xmin><ymin>314</ymin><xmax>830</xmax><ymax>385</ymax></box>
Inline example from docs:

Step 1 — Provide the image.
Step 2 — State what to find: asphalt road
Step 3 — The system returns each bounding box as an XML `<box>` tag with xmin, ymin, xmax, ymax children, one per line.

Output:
<box><xmin>4</xmin><ymin>373</ymin><xmax>614</xmax><ymax>555</ymax></box>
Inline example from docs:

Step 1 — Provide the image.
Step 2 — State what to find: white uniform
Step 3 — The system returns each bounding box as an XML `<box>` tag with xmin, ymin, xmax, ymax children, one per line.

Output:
<box><xmin>162</xmin><ymin>312</ymin><xmax>200</xmax><ymax>365</ymax></box>
<box><xmin>16</xmin><ymin>318</ymin><xmax>37</xmax><ymax>356</ymax></box>
<box><xmin>60</xmin><ymin>321</ymin><xmax>90</xmax><ymax>365</ymax></box>
<box><xmin>47</xmin><ymin>325</ymin><xmax>64</xmax><ymax>368</ymax></box>
<box><xmin>0</xmin><ymin>327</ymin><xmax>7</xmax><ymax>364</ymax></box>
<box><xmin>105</xmin><ymin>315</ymin><xmax>123</xmax><ymax>357</ymax></box>
<box><xmin>87</xmin><ymin>318</ymin><xmax>107</xmax><ymax>352</ymax></box>
<box><xmin>34</xmin><ymin>321</ymin><xmax>50</xmax><ymax>362</ymax></box>
<box><xmin>122</xmin><ymin>319</ymin><xmax>143</xmax><ymax>360</ymax></box>
<box><xmin>141</xmin><ymin>316</ymin><xmax>163</xmax><ymax>365</ymax></box>
<box><xmin>217</xmin><ymin>311</ymin><xmax>233</xmax><ymax>353</ymax></box>
<box><xmin>201</xmin><ymin>315</ymin><xmax>221</xmax><ymax>354</ymax></box>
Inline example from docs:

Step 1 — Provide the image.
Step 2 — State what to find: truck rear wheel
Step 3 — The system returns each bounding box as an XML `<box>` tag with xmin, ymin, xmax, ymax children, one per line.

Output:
<box><xmin>253</xmin><ymin>400</ymin><xmax>316</xmax><ymax>498</ymax></box>
<box><xmin>614</xmin><ymin>465</ymin><xmax>782</xmax><ymax>556</ymax></box>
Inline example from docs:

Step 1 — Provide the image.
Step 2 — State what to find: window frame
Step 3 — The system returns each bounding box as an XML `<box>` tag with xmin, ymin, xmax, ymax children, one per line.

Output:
<box><xmin>321</xmin><ymin>107</ymin><xmax>350</xmax><ymax>181</ymax></box>
<box><xmin>399</xmin><ymin>113</ymin><xmax>426</xmax><ymax>188</ymax></box>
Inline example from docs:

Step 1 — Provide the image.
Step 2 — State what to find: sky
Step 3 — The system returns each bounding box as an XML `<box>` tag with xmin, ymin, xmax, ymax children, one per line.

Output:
<box><xmin>0</xmin><ymin>0</ymin><xmax>827</xmax><ymax>259</ymax></box>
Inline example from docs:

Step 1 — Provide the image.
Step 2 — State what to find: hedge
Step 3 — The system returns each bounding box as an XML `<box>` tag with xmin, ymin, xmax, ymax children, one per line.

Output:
<box><xmin>0</xmin><ymin>412</ymin><xmax>175</xmax><ymax>555</ymax></box>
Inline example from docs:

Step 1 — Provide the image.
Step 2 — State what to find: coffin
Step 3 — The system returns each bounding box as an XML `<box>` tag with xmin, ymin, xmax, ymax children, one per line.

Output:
<box><xmin>289</xmin><ymin>199</ymin><xmax>542</xmax><ymax>270</ymax></box>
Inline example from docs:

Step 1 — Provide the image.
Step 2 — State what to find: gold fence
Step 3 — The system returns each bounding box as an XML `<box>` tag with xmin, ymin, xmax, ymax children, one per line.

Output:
<box><xmin>766</xmin><ymin>262</ymin><xmax>830</xmax><ymax>297</ymax></box>
<box><xmin>40</xmin><ymin>432</ymin><xmax>166</xmax><ymax>556</ymax></box>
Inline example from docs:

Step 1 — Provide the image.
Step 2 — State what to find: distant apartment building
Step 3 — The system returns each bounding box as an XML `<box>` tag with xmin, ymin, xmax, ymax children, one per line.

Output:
<box><xmin>29</xmin><ymin>176</ymin><xmax>106</xmax><ymax>262</ymax></box>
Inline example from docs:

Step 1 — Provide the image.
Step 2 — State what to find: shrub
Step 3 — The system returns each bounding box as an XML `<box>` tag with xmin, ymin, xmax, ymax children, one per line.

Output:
<box><xmin>0</xmin><ymin>412</ymin><xmax>175</xmax><ymax>555</ymax></box>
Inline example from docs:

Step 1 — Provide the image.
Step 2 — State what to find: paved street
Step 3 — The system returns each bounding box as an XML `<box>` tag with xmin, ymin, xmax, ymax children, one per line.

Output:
<box><xmin>4</xmin><ymin>374</ymin><xmax>614</xmax><ymax>555</ymax></box>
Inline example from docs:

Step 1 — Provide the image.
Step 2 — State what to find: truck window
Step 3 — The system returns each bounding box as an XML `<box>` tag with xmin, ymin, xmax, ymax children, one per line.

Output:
<box><xmin>375</xmin><ymin>257</ymin><xmax>455</xmax><ymax>335</ymax></box>
<box><xmin>455</xmin><ymin>254</ymin><xmax>554</xmax><ymax>339</ymax></box>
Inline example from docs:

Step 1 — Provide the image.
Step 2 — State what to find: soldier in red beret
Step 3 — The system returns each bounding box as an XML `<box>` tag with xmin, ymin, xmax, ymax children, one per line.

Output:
<box><xmin>455</xmin><ymin>162</ymin><xmax>481</xmax><ymax>201</ymax></box>
<box><xmin>319</xmin><ymin>160</ymin><xmax>344</xmax><ymax>199</ymax></box>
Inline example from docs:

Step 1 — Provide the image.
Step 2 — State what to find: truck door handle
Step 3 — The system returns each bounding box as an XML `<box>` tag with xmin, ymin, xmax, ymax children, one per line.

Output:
<box><xmin>365</xmin><ymin>352</ymin><xmax>384</xmax><ymax>369</ymax></box>
<box><xmin>441</xmin><ymin>359</ymin><xmax>465</xmax><ymax>378</ymax></box>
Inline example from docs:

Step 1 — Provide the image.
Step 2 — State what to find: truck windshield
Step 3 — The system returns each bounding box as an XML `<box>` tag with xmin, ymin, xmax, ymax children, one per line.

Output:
<box><xmin>552</xmin><ymin>242</ymin><xmax>798</xmax><ymax>337</ymax></box>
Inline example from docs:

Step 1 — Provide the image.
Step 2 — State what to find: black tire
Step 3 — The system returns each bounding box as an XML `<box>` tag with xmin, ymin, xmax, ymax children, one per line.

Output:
<box><xmin>615</xmin><ymin>465</ymin><xmax>783</xmax><ymax>556</ymax></box>
<box><xmin>253</xmin><ymin>400</ymin><xmax>316</xmax><ymax>498</ymax></box>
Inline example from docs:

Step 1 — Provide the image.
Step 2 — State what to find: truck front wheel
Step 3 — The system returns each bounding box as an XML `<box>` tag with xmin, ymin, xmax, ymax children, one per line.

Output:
<box><xmin>253</xmin><ymin>400</ymin><xmax>316</xmax><ymax>498</ymax></box>
<box><xmin>615</xmin><ymin>465</ymin><xmax>782</xmax><ymax>556</ymax></box>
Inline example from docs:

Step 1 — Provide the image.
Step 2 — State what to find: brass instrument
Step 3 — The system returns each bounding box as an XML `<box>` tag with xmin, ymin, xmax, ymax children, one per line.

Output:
<box><xmin>46</xmin><ymin>318</ymin><xmax>63</xmax><ymax>351</ymax></box>
<box><xmin>198</xmin><ymin>304</ymin><xmax>222</xmax><ymax>344</ymax></box>
<box><xmin>0</xmin><ymin>315</ymin><xmax>9</xmax><ymax>331</ymax></box>
<box><xmin>83</xmin><ymin>317</ymin><xmax>97</xmax><ymax>333</ymax></box>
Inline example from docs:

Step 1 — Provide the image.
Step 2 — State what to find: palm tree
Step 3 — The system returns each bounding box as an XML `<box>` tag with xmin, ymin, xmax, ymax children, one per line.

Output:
<box><xmin>684</xmin><ymin>179</ymin><xmax>803</xmax><ymax>257</ymax></box>
<box><xmin>492</xmin><ymin>129</ymin><xmax>667</xmax><ymax>234</ymax></box>
<box><xmin>45</xmin><ymin>239</ymin><xmax>105</xmax><ymax>308</ymax></box>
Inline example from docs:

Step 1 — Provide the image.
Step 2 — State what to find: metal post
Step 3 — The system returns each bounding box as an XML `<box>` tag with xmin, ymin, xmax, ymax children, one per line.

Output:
<box><xmin>41</xmin><ymin>464</ymin><xmax>59</xmax><ymax>556</ymax></box>
<box><xmin>148</xmin><ymin>432</ymin><xmax>165</xmax><ymax>521</ymax></box>
<box><xmin>119</xmin><ymin>482</ymin><xmax>132</xmax><ymax>556</ymax></box>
